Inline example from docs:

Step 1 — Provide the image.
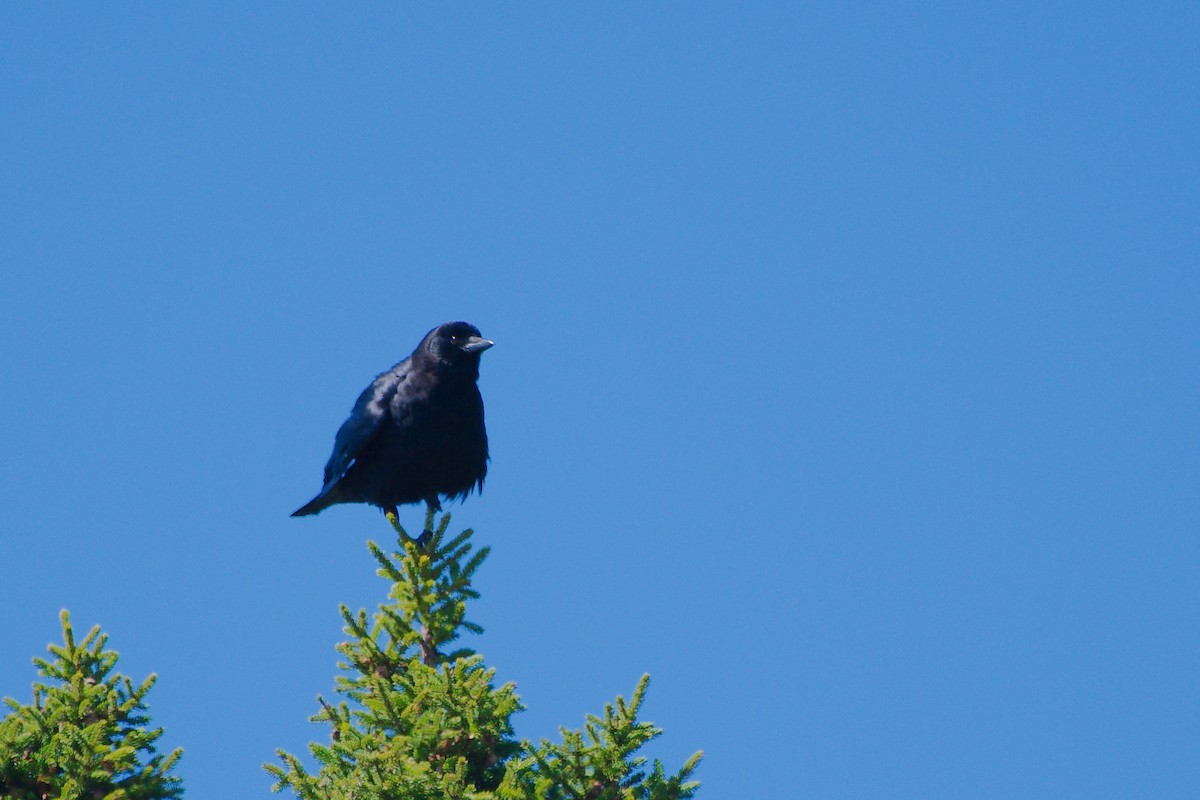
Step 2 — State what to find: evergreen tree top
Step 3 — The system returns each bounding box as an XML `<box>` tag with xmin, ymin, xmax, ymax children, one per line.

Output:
<box><xmin>0</xmin><ymin>610</ymin><xmax>183</xmax><ymax>800</ymax></box>
<box><xmin>268</xmin><ymin>511</ymin><xmax>701</xmax><ymax>800</ymax></box>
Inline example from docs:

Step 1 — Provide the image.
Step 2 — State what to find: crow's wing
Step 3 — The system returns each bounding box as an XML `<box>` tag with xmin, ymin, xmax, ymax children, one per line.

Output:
<box><xmin>321</xmin><ymin>366</ymin><xmax>405</xmax><ymax>489</ymax></box>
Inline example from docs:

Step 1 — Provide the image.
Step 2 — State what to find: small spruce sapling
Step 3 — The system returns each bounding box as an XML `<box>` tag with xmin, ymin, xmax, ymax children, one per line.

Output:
<box><xmin>0</xmin><ymin>610</ymin><xmax>183</xmax><ymax>800</ymax></box>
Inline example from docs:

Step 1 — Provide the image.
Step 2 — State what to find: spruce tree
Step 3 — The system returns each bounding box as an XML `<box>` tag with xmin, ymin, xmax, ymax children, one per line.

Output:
<box><xmin>0</xmin><ymin>610</ymin><xmax>183</xmax><ymax>800</ymax></box>
<box><xmin>268</xmin><ymin>511</ymin><xmax>702</xmax><ymax>800</ymax></box>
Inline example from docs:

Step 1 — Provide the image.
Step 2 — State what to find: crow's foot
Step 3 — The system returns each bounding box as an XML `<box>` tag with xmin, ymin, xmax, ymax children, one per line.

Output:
<box><xmin>386</xmin><ymin>507</ymin><xmax>435</xmax><ymax>548</ymax></box>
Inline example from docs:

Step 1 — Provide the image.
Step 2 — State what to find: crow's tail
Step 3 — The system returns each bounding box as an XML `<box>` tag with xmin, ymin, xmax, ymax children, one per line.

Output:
<box><xmin>291</xmin><ymin>492</ymin><xmax>331</xmax><ymax>517</ymax></box>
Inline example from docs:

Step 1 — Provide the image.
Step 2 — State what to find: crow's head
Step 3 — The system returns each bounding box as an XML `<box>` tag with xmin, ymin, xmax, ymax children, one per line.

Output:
<box><xmin>419</xmin><ymin>321</ymin><xmax>494</xmax><ymax>372</ymax></box>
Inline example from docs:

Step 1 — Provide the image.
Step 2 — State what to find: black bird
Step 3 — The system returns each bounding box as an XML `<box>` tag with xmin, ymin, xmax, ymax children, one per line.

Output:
<box><xmin>292</xmin><ymin>321</ymin><xmax>494</xmax><ymax>531</ymax></box>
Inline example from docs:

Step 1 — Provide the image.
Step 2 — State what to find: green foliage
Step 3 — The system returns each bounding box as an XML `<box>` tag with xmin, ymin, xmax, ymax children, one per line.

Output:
<box><xmin>267</xmin><ymin>513</ymin><xmax>520</xmax><ymax>800</ymax></box>
<box><xmin>1</xmin><ymin>514</ymin><xmax>698</xmax><ymax>798</ymax></box>
<box><xmin>498</xmin><ymin>675</ymin><xmax>702</xmax><ymax>800</ymax></box>
<box><xmin>268</xmin><ymin>512</ymin><xmax>701</xmax><ymax>800</ymax></box>
<box><xmin>0</xmin><ymin>610</ymin><xmax>183</xmax><ymax>800</ymax></box>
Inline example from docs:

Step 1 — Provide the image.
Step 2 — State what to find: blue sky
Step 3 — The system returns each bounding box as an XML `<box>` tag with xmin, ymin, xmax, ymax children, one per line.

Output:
<box><xmin>1</xmin><ymin>4</ymin><xmax>1196</xmax><ymax>798</ymax></box>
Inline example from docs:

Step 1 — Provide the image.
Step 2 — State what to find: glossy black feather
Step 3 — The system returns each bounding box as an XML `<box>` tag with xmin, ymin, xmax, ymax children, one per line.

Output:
<box><xmin>292</xmin><ymin>321</ymin><xmax>492</xmax><ymax>518</ymax></box>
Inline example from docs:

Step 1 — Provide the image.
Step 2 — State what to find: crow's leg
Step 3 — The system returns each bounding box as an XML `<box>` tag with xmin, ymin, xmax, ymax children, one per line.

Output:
<box><xmin>385</xmin><ymin>505</ymin><xmax>434</xmax><ymax>547</ymax></box>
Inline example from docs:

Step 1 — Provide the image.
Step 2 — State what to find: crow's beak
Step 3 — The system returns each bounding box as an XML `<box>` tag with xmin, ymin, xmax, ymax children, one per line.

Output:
<box><xmin>460</xmin><ymin>336</ymin><xmax>495</xmax><ymax>353</ymax></box>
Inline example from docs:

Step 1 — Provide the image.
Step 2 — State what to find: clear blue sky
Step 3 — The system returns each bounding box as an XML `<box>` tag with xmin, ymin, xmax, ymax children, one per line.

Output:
<box><xmin>2</xmin><ymin>4</ymin><xmax>1196</xmax><ymax>798</ymax></box>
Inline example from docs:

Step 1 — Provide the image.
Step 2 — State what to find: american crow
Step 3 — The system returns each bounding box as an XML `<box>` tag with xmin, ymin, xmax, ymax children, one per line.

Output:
<box><xmin>292</xmin><ymin>321</ymin><xmax>494</xmax><ymax>532</ymax></box>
